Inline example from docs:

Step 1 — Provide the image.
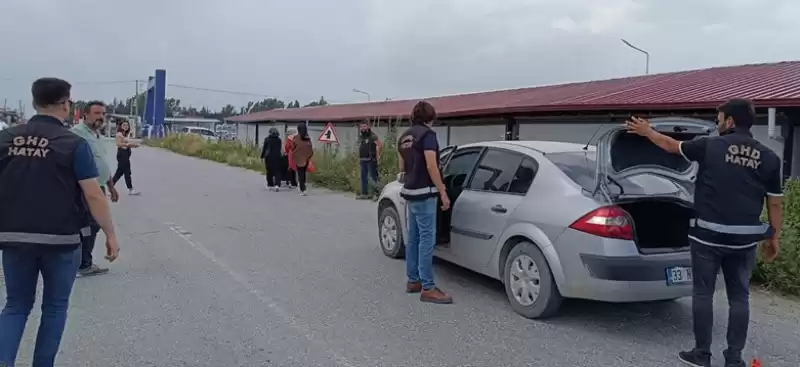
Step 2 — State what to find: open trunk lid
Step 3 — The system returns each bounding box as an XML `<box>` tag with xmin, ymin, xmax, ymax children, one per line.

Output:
<box><xmin>593</xmin><ymin>117</ymin><xmax>716</xmax><ymax>201</ymax></box>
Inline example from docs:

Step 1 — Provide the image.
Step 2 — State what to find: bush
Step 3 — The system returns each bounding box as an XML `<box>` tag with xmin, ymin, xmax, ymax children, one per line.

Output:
<box><xmin>145</xmin><ymin>129</ymin><xmax>400</xmax><ymax>194</ymax></box>
<box><xmin>145</xmin><ymin>132</ymin><xmax>800</xmax><ymax>296</ymax></box>
<box><xmin>753</xmin><ymin>180</ymin><xmax>800</xmax><ymax>295</ymax></box>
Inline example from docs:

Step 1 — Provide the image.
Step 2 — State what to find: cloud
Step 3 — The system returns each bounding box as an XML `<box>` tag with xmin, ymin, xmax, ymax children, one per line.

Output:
<box><xmin>1</xmin><ymin>0</ymin><xmax>799</xmax><ymax>111</ymax></box>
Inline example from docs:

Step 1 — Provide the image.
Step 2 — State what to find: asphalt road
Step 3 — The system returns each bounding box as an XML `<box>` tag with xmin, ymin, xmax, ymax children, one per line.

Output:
<box><xmin>4</xmin><ymin>145</ymin><xmax>800</xmax><ymax>367</ymax></box>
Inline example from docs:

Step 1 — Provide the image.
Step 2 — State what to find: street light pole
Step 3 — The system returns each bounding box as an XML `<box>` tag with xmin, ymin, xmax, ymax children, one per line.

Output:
<box><xmin>352</xmin><ymin>88</ymin><xmax>371</xmax><ymax>102</ymax></box>
<box><xmin>621</xmin><ymin>39</ymin><xmax>650</xmax><ymax>75</ymax></box>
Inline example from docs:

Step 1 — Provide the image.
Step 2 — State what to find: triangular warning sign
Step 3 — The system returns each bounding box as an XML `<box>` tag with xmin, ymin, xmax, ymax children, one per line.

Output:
<box><xmin>317</xmin><ymin>122</ymin><xmax>339</xmax><ymax>143</ymax></box>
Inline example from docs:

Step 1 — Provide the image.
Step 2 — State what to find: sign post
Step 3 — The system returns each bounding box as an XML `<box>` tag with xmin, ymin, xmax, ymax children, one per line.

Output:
<box><xmin>317</xmin><ymin>122</ymin><xmax>339</xmax><ymax>144</ymax></box>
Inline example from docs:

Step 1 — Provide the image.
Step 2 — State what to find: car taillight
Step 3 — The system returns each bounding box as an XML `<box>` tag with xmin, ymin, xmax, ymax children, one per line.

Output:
<box><xmin>569</xmin><ymin>206</ymin><xmax>633</xmax><ymax>240</ymax></box>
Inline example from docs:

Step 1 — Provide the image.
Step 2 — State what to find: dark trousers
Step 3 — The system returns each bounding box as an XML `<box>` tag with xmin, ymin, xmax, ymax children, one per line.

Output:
<box><xmin>113</xmin><ymin>152</ymin><xmax>133</xmax><ymax>190</ymax></box>
<box><xmin>359</xmin><ymin>159</ymin><xmax>380</xmax><ymax>195</ymax></box>
<box><xmin>690</xmin><ymin>239</ymin><xmax>757</xmax><ymax>361</ymax></box>
<box><xmin>79</xmin><ymin>224</ymin><xmax>101</xmax><ymax>270</ymax></box>
<box><xmin>0</xmin><ymin>245</ymin><xmax>81</xmax><ymax>367</ymax></box>
<box><xmin>265</xmin><ymin>160</ymin><xmax>282</xmax><ymax>187</ymax></box>
<box><xmin>296</xmin><ymin>166</ymin><xmax>308</xmax><ymax>192</ymax></box>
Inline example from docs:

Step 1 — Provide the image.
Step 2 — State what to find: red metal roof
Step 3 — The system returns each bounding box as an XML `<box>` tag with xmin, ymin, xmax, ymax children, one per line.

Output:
<box><xmin>229</xmin><ymin>61</ymin><xmax>800</xmax><ymax>123</ymax></box>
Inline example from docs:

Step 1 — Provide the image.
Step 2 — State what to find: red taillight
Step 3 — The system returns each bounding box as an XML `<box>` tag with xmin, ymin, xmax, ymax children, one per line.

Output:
<box><xmin>569</xmin><ymin>206</ymin><xmax>633</xmax><ymax>240</ymax></box>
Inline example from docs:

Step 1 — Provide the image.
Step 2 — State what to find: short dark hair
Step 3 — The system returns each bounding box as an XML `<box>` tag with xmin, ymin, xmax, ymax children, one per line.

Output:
<box><xmin>83</xmin><ymin>100</ymin><xmax>105</xmax><ymax>114</ymax></box>
<box><xmin>717</xmin><ymin>98</ymin><xmax>755</xmax><ymax>129</ymax></box>
<box><xmin>31</xmin><ymin>77</ymin><xmax>71</xmax><ymax>108</ymax></box>
<box><xmin>410</xmin><ymin>100</ymin><xmax>436</xmax><ymax>125</ymax></box>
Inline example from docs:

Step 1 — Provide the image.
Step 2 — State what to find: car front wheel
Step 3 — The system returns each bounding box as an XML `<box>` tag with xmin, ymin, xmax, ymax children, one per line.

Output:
<box><xmin>503</xmin><ymin>241</ymin><xmax>563</xmax><ymax>319</ymax></box>
<box><xmin>378</xmin><ymin>205</ymin><xmax>404</xmax><ymax>258</ymax></box>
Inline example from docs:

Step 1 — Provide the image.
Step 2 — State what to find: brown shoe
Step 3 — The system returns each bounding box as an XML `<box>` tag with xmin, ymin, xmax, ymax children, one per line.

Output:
<box><xmin>406</xmin><ymin>281</ymin><xmax>422</xmax><ymax>293</ymax></box>
<box><xmin>420</xmin><ymin>287</ymin><xmax>453</xmax><ymax>304</ymax></box>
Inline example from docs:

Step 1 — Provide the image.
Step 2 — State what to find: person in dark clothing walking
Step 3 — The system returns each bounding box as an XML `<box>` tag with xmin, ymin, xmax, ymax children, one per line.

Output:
<box><xmin>356</xmin><ymin>120</ymin><xmax>383</xmax><ymax>200</ymax></box>
<box><xmin>0</xmin><ymin>77</ymin><xmax>120</xmax><ymax>367</ymax></box>
<box><xmin>261</xmin><ymin>127</ymin><xmax>284</xmax><ymax>191</ymax></box>
<box><xmin>626</xmin><ymin>98</ymin><xmax>782</xmax><ymax>367</ymax></box>
<box><xmin>398</xmin><ymin>101</ymin><xmax>452</xmax><ymax>304</ymax></box>
<box><xmin>112</xmin><ymin>120</ymin><xmax>141</xmax><ymax>195</ymax></box>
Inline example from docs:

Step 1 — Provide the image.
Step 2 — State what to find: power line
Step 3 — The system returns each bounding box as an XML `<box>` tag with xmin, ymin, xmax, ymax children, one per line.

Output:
<box><xmin>1</xmin><ymin>76</ymin><xmax>354</xmax><ymax>104</ymax></box>
<box><xmin>167</xmin><ymin>83</ymin><xmax>352</xmax><ymax>104</ymax></box>
<box><xmin>0</xmin><ymin>76</ymin><xmax>139</xmax><ymax>85</ymax></box>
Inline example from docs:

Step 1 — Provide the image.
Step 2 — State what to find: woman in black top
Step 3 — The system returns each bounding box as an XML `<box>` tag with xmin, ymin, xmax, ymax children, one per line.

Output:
<box><xmin>260</xmin><ymin>128</ymin><xmax>283</xmax><ymax>191</ymax></box>
<box><xmin>112</xmin><ymin>120</ymin><xmax>141</xmax><ymax>195</ymax></box>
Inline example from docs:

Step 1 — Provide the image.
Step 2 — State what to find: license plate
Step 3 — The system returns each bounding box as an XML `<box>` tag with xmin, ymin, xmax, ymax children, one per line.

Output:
<box><xmin>666</xmin><ymin>266</ymin><xmax>693</xmax><ymax>286</ymax></box>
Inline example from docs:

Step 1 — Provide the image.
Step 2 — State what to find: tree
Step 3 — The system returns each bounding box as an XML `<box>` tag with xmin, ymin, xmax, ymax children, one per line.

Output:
<box><xmin>304</xmin><ymin>96</ymin><xmax>328</xmax><ymax>107</ymax></box>
<box><xmin>219</xmin><ymin>104</ymin><xmax>237</xmax><ymax>117</ymax></box>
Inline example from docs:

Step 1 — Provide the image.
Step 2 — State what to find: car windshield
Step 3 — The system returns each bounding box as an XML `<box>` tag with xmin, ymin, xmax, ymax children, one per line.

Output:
<box><xmin>546</xmin><ymin>151</ymin><xmax>683</xmax><ymax>196</ymax></box>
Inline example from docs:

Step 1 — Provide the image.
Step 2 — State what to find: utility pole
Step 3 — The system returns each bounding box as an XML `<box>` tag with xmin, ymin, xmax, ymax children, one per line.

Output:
<box><xmin>133</xmin><ymin>80</ymin><xmax>140</xmax><ymax>119</ymax></box>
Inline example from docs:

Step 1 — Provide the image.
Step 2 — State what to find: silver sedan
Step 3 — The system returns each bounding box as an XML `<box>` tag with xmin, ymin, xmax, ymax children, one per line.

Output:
<box><xmin>377</xmin><ymin>118</ymin><xmax>715</xmax><ymax>319</ymax></box>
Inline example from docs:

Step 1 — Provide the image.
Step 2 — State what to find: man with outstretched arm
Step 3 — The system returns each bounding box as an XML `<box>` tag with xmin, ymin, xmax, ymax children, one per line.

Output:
<box><xmin>0</xmin><ymin>78</ymin><xmax>120</xmax><ymax>367</ymax></box>
<box><xmin>397</xmin><ymin>100</ymin><xmax>453</xmax><ymax>304</ymax></box>
<box><xmin>626</xmin><ymin>98</ymin><xmax>781</xmax><ymax>367</ymax></box>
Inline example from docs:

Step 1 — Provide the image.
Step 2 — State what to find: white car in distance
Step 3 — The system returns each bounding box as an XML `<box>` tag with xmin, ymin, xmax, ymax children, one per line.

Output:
<box><xmin>180</xmin><ymin>126</ymin><xmax>220</xmax><ymax>142</ymax></box>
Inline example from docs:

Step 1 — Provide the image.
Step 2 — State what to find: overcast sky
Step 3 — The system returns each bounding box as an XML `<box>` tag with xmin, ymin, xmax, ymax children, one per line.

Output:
<box><xmin>1</xmin><ymin>0</ymin><xmax>799</xmax><ymax>113</ymax></box>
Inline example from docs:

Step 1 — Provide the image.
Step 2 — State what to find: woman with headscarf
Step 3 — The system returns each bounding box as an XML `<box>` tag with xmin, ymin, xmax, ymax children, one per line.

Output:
<box><xmin>260</xmin><ymin>127</ymin><xmax>283</xmax><ymax>191</ymax></box>
<box><xmin>289</xmin><ymin>123</ymin><xmax>314</xmax><ymax>196</ymax></box>
<box><xmin>283</xmin><ymin>127</ymin><xmax>298</xmax><ymax>188</ymax></box>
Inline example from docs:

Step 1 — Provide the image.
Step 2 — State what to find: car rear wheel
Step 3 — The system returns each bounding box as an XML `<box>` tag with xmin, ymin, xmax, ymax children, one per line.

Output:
<box><xmin>503</xmin><ymin>241</ymin><xmax>563</xmax><ymax>319</ymax></box>
<box><xmin>378</xmin><ymin>205</ymin><xmax>404</xmax><ymax>258</ymax></box>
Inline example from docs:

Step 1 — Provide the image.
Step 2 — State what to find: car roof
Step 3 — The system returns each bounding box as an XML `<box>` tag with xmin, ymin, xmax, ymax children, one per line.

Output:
<box><xmin>459</xmin><ymin>140</ymin><xmax>596</xmax><ymax>155</ymax></box>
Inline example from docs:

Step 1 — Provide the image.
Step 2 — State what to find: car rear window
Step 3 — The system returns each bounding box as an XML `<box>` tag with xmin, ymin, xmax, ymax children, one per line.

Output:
<box><xmin>546</xmin><ymin>151</ymin><xmax>684</xmax><ymax>196</ymax></box>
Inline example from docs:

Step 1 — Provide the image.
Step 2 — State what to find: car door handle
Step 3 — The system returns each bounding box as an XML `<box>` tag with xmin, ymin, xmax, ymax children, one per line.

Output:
<box><xmin>490</xmin><ymin>205</ymin><xmax>507</xmax><ymax>213</ymax></box>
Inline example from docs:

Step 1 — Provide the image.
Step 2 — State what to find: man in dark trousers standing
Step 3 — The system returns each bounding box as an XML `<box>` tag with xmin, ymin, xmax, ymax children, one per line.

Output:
<box><xmin>626</xmin><ymin>98</ymin><xmax>782</xmax><ymax>367</ymax></box>
<box><xmin>356</xmin><ymin>120</ymin><xmax>383</xmax><ymax>199</ymax></box>
<box><xmin>0</xmin><ymin>78</ymin><xmax>120</xmax><ymax>367</ymax></box>
<box><xmin>72</xmin><ymin>101</ymin><xmax>120</xmax><ymax>277</ymax></box>
<box><xmin>398</xmin><ymin>101</ymin><xmax>452</xmax><ymax>304</ymax></box>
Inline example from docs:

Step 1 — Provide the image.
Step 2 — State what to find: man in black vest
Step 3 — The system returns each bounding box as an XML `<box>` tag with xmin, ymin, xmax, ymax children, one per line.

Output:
<box><xmin>357</xmin><ymin>120</ymin><xmax>383</xmax><ymax>199</ymax></box>
<box><xmin>626</xmin><ymin>98</ymin><xmax>782</xmax><ymax>367</ymax></box>
<box><xmin>0</xmin><ymin>77</ymin><xmax>120</xmax><ymax>367</ymax></box>
<box><xmin>398</xmin><ymin>101</ymin><xmax>452</xmax><ymax>304</ymax></box>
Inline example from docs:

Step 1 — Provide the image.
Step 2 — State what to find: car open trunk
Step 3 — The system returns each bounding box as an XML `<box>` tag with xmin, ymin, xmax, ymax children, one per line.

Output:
<box><xmin>617</xmin><ymin>199</ymin><xmax>694</xmax><ymax>254</ymax></box>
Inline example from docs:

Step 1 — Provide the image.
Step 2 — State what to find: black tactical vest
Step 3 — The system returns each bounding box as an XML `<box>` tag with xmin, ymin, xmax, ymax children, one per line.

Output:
<box><xmin>358</xmin><ymin>131</ymin><xmax>378</xmax><ymax>160</ymax></box>
<box><xmin>0</xmin><ymin>115</ymin><xmax>91</xmax><ymax>248</ymax></box>
<box><xmin>688</xmin><ymin>129</ymin><xmax>782</xmax><ymax>248</ymax></box>
<box><xmin>398</xmin><ymin>125</ymin><xmax>438</xmax><ymax>200</ymax></box>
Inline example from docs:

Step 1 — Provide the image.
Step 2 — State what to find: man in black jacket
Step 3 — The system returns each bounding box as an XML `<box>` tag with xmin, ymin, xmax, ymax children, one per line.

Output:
<box><xmin>0</xmin><ymin>78</ymin><xmax>120</xmax><ymax>367</ymax></box>
<box><xmin>357</xmin><ymin>120</ymin><xmax>383</xmax><ymax>199</ymax></box>
<box><xmin>626</xmin><ymin>98</ymin><xmax>782</xmax><ymax>367</ymax></box>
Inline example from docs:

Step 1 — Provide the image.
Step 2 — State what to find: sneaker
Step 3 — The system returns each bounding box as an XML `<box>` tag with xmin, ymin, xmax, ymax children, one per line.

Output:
<box><xmin>406</xmin><ymin>281</ymin><xmax>422</xmax><ymax>294</ymax></box>
<box><xmin>300</xmin><ymin>191</ymin><xmax>307</xmax><ymax>196</ymax></box>
<box><xmin>356</xmin><ymin>195</ymin><xmax>369</xmax><ymax>200</ymax></box>
<box><xmin>420</xmin><ymin>287</ymin><xmax>453</xmax><ymax>304</ymax></box>
<box><xmin>129</xmin><ymin>189</ymin><xmax>141</xmax><ymax>196</ymax></box>
<box><xmin>78</xmin><ymin>264</ymin><xmax>109</xmax><ymax>277</ymax></box>
<box><xmin>273</xmin><ymin>186</ymin><xmax>280</xmax><ymax>192</ymax></box>
<box><xmin>678</xmin><ymin>349</ymin><xmax>711</xmax><ymax>367</ymax></box>
<box><xmin>722</xmin><ymin>351</ymin><xmax>746</xmax><ymax>367</ymax></box>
